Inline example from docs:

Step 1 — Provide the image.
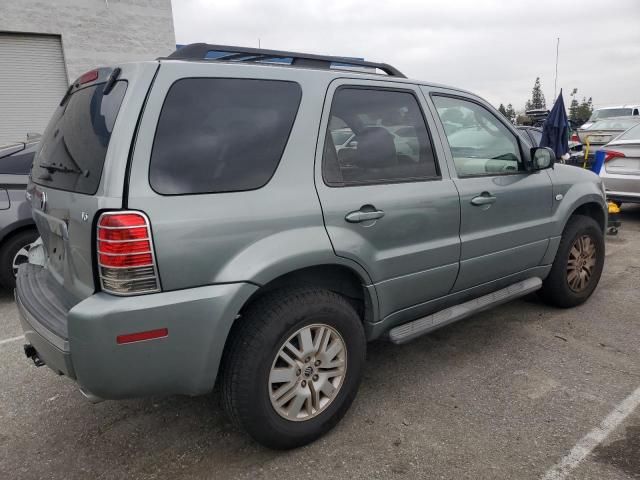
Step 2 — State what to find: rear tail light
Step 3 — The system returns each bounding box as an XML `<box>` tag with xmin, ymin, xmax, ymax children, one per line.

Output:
<box><xmin>77</xmin><ymin>69</ymin><xmax>99</xmax><ymax>85</ymax></box>
<box><xmin>97</xmin><ymin>211</ymin><xmax>160</xmax><ymax>295</ymax></box>
<box><xmin>571</xmin><ymin>133</ymin><xmax>580</xmax><ymax>142</ymax></box>
<box><xmin>603</xmin><ymin>150</ymin><xmax>626</xmax><ymax>162</ymax></box>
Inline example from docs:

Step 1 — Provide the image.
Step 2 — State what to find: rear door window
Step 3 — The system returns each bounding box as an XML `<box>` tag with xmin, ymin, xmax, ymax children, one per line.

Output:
<box><xmin>149</xmin><ymin>78</ymin><xmax>302</xmax><ymax>195</ymax></box>
<box><xmin>32</xmin><ymin>81</ymin><xmax>128</xmax><ymax>194</ymax></box>
<box><xmin>322</xmin><ymin>87</ymin><xmax>439</xmax><ymax>186</ymax></box>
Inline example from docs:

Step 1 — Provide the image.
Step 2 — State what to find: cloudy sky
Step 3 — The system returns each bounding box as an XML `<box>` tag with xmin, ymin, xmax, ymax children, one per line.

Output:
<box><xmin>172</xmin><ymin>0</ymin><xmax>640</xmax><ymax>112</ymax></box>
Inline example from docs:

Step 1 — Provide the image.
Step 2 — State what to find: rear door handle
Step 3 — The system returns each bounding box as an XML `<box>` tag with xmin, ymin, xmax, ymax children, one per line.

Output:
<box><xmin>471</xmin><ymin>192</ymin><xmax>497</xmax><ymax>206</ymax></box>
<box><xmin>345</xmin><ymin>207</ymin><xmax>385</xmax><ymax>223</ymax></box>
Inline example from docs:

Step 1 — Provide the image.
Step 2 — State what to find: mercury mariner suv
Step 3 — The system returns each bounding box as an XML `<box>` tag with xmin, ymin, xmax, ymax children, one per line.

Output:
<box><xmin>17</xmin><ymin>44</ymin><xmax>607</xmax><ymax>449</ymax></box>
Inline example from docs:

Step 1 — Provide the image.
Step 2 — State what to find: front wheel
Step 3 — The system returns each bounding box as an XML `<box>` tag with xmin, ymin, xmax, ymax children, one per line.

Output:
<box><xmin>539</xmin><ymin>215</ymin><xmax>605</xmax><ymax>308</ymax></box>
<box><xmin>221</xmin><ymin>288</ymin><xmax>366</xmax><ymax>449</ymax></box>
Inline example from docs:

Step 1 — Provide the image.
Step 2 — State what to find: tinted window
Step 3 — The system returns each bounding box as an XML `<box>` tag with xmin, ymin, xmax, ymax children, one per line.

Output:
<box><xmin>32</xmin><ymin>81</ymin><xmax>127</xmax><ymax>194</ymax></box>
<box><xmin>0</xmin><ymin>143</ymin><xmax>36</xmax><ymax>174</ymax></box>
<box><xmin>150</xmin><ymin>78</ymin><xmax>302</xmax><ymax>195</ymax></box>
<box><xmin>323</xmin><ymin>88</ymin><xmax>438</xmax><ymax>186</ymax></box>
<box><xmin>433</xmin><ymin>96</ymin><xmax>522</xmax><ymax>177</ymax></box>
<box><xmin>528</xmin><ymin>129</ymin><xmax>542</xmax><ymax>146</ymax></box>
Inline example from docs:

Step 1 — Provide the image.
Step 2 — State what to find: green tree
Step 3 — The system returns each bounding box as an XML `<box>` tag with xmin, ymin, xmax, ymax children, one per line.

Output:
<box><xmin>575</xmin><ymin>97</ymin><xmax>594</xmax><ymax>123</ymax></box>
<box><xmin>498</xmin><ymin>103</ymin><xmax>508</xmax><ymax>117</ymax></box>
<box><xmin>525</xmin><ymin>77</ymin><xmax>546</xmax><ymax>111</ymax></box>
<box><xmin>505</xmin><ymin>104</ymin><xmax>516</xmax><ymax>123</ymax></box>
<box><xmin>568</xmin><ymin>88</ymin><xmax>580</xmax><ymax>122</ymax></box>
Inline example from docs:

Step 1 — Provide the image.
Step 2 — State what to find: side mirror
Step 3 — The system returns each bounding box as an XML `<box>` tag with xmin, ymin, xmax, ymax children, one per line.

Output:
<box><xmin>530</xmin><ymin>147</ymin><xmax>555</xmax><ymax>170</ymax></box>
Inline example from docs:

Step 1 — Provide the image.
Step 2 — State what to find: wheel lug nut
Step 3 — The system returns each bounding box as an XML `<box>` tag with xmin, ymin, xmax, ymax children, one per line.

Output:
<box><xmin>301</xmin><ymin>380</ymin><xmax>307</xmax><ymax>387</ymax></box>
<box><xmin>314</xmin><ymin>360</ymin><xmax>321</xmax><ymax>366</ymax></box>
<box><xmin>312</xmin><ymin>374</ymin><xmax>319</xmax><ymax>381</ymax></box>
<box><xmin>296</xmin><ymin>369</ymin><xmax>301</xmax><ymax>376</ymax></box>
<box><xmin>305</xmin><ymin>357</ymin><xmax>311</xmax><ymax>363</ymax></box>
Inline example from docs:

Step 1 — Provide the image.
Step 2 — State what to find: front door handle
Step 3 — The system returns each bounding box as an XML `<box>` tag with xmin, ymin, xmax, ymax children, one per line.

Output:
<box><xmin>471</xmin><ymin>192</ymin><xmax>497</xmax><ymax>206</ymax></box>
<box><xmin>345</xmin><ymin>206</ymin><xmax>385</xmax><ymax>223</ymax></box>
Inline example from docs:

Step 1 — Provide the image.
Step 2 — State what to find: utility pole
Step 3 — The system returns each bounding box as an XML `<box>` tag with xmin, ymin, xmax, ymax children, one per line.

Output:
<box><xmin>554</xmin><ymin>37</ymin><xmax>560</xmax><ymax>101</ymax></box>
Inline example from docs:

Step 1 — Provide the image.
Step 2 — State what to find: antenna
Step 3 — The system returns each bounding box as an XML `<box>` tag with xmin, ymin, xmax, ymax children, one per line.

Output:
<box><xmin>554</xmin><ymin>37</ymin><xmax>560</xmax><ymax>100</ymax></box>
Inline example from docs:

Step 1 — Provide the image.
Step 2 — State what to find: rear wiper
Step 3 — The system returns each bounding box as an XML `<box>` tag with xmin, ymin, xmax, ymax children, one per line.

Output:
<box><xmin>38</xmin><ymin>162</ymin><xmax>88</xmax><ymax>176</ymax></box>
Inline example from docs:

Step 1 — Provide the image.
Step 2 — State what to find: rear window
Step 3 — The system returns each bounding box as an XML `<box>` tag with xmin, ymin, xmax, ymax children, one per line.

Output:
<box><xmin>0</xmin><ymin>148</ymin><xmax>35</xmax><ymax>175</ymax></box>
<box><xmin>32</xmin><ymin>80</ymin><xmax>128</xmax><ymax>194</ymax></box>
<box><xmin>615</xmin><ymin>123</ymin><xmax>640</xmax><ymax>141</ymax></box>
<box><xmin>0</xmin><ymin>143</ymin><xmax>36</xmax><ymax>174</ymax></box>
<box><xmin>149</xmin><ymin>78</ymin><xmax>302</xmax><ymax>195</ymax></box>
<box><xmin>590</xmin><ymin>108</ymin><xmax>632</xmax><ymax>121</ymax></box>
<box><xmin>592</xmin><ymin>118</ymin><xmax>640</xmax><ymax>131</ymax></box>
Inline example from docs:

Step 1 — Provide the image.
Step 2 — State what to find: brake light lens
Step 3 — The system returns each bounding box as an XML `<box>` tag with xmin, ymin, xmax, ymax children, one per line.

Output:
<box><xmin>603</xmin><ymin>150</ymin><xmax>626</xmax><ymax>162</ymax></box>
<box><xmin>571</xmin><ymin>133</ymin><xmax>579</xmax><ymax>142</ymax></box>
<box><xmin>97</xmin><ymin>211</ymin><xmax>160</xmax><ymax>295</ymax></box>
<box><xmin>77</xmin><ymin>69</ymin><xmax>99</xmax><ymax>85</ymax></box>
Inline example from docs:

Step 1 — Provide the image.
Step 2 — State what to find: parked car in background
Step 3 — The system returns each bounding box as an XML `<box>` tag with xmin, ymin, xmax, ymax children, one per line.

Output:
<box><xmin>517</xmin><ymin>126</ymin><xmax>583</xmax><ymax>163</ymax></box>
<box><xmin>599</xmin><ymin>122</ymin><xmax>640</xmax><ymax>205</ymax></box>
<box><xmin>581</xmin><ymin>105</ymin><xmax>640</xmax><ymax>130</ymax></box>
<box><xmin>578</xmin><ymin>117</ymin><xmax>640</xmax><ymax>162</ymax></box>
<box><xmin>0</xmin><ymin>136</ymin><xmax>39</xmax><ymax>288</ymax></box>
<box><xmin>16</xmin><ymin>44</ymin><xmax>607</xmax><ymax>450</ymax></box>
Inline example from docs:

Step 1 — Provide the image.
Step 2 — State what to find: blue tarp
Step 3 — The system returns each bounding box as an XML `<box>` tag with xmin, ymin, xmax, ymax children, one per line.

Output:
<box><xmin>540</xmin><ymin>90</ymin><xmax>569</xmax><ymax>159</ymax></box>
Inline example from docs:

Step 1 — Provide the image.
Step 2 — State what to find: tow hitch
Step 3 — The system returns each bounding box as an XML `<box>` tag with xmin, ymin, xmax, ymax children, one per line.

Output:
<box><xmin>23</xmin><ymin>344</ymin><xmax>45</xmax><ymax>367</ymax></box>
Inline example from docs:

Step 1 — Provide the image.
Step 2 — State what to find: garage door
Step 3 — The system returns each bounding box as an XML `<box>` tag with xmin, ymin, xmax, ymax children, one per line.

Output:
<box><xmin>0</xmin><ymin>33</ymin><xmax>68</xmax><ymax>145</ymax></box>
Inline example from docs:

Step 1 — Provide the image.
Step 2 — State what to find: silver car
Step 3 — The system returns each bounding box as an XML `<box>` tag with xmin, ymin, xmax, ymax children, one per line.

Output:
<box><xmin>578</xmin><ymin>116</ymin><xmax>640</xmax><ymax>162</ymax></box>
<box><xmin>599</xmin><ymin>122</ymin><xmax>640</xmax><ymax>204</ymax></box>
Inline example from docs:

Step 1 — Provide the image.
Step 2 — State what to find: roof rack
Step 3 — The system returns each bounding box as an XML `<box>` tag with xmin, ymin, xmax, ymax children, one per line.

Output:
<box><xmin>161</xmin><ymin>43</ymin><xmax>406</xmax><ymax>78</ymax></box>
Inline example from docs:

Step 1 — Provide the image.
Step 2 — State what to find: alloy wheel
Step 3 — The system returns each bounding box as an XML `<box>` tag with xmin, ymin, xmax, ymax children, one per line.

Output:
<box><xmin>269</xmin><ymin>323</ymin><xmax>347</xmax><ymax>421</ymax></box>
<box><xmin>566</xmin><ymin>234</ymin><xmax>597</xmax><ymax>292</ymax></box>
<box><xmin>12</xmin><ymin>244</ymin><xmax>31</xmax><ymax>277</ymax></box>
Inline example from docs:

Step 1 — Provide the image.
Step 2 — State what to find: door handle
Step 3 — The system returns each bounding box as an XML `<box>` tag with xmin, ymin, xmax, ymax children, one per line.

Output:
<box><xmin>345</xmin><ymin>207</ymin><xmax>385</xmax><ymax>223</ymax></box>
<box><xmin>471</xmin><ymin>192</ymin><xmax>497</xmax><ymax>206</ymax></box>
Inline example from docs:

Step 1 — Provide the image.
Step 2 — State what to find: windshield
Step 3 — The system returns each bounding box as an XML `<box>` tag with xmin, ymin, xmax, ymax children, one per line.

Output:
<box><xmin>591</xmin><ymin>118</ymin><xmax>640</xmax><ymax>131</ymax></box>
<box><xmin>589</xmin><ymin>108</ymin><xmax>633</xmax><ymax>121</ymax></box>
<box><xmin>615</xmin><ymin>123</ymin><xmax>640</xmax><ymax>141</ymax></box>
<box><xmin>32</xmin><ymin>80</ymin><xmax>127</xmax><ymax>195</ymax></box>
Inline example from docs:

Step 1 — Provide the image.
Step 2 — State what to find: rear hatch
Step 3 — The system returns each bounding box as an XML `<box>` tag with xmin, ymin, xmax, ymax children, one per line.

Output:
<box><xmin>26</xmin><ymin>63</ymin><xmax>158</xmax><ymax>304</ymax></box>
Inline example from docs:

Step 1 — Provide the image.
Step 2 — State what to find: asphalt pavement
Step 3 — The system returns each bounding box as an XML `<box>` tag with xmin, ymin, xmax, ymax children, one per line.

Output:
<box><xmin>1</xmin><ymin>205</ymin><xmax>639</xmax><ymax>480</ymax></box>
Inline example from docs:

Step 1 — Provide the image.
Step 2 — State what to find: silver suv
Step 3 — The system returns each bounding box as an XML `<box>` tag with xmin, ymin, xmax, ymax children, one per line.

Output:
<box><xmin>17</xmin><ymin>44</ymin><xmax>607</xmax><ymax>449</ymax></box>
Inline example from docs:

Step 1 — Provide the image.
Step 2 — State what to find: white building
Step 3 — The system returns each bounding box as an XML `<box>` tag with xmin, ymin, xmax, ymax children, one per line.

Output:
<box><xmin>0</xmin><ymin>0</ymin><xmax>176</xmax><ymax>144</ymax></box>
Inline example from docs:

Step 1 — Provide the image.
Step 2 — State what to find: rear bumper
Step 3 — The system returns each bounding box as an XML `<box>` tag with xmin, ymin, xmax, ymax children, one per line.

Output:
<box><xmin>16</xmin><ymin>265</ymin><xmax>257</xmax><ymax>400</ymax></box>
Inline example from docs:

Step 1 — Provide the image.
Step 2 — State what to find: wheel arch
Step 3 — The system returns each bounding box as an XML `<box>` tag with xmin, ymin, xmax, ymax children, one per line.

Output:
<box><xmin>239</xmin><ymin>263</ymin><xmax>378</xmax><ymax>325</ymax></box>
<box><xmin>0</xmin><ymin>219</ymin><xmax>37</xmax><ymax>246</ymax></box>
<box><xmin>567</xmin><ymin>201</ymin><xmax>606</xmax><ymax>232</ymax></box>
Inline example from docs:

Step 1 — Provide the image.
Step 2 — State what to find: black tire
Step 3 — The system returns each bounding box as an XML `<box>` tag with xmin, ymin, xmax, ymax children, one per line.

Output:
<box><xmin>539</xmin><ymin>215</ymin><xmax>604</xmax><ymax>308</ymax></box>
<box><xmin>221</xmin><ymin>287</ymin><xmax>366</xmax><ymax>450</ymax></box>
<box><xmin>0</xmin><ymin>229</ymin><xmax>38</xmax><ymax>289</ymax></box>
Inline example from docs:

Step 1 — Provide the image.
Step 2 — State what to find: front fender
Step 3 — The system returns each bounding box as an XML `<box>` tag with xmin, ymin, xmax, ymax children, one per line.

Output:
<box><xmin>549</xmin><ymin>166</ymin><xmax>607</xmax><ymax>237</ymax></box>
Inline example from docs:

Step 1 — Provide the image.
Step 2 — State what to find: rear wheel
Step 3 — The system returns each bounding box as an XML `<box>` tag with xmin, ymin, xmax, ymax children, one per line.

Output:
<box><xmin>0</xmin><ymin>229</ymin><xmax>38</xmax><ymax>289</ymax></box>
<box><xmin>222</xmin><ymin>288</ymin><xmax>366</xmax><ymax>449</ymax></box>
<box><xmin>539</xmin><ymin>215</ymin><xmax>604</xmax><ymax>308</ymax></box>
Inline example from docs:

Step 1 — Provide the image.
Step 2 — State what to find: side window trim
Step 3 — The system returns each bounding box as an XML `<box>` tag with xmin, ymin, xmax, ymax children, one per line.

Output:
<box><xmin>429</xmin><ymin>92</ymin><xmax>526</xmax><ymax>178</ymax></box>
<box><xmin>322</xmin><ymin>84</ymin><xmax>442</xmax><ymax>188</ymax></box>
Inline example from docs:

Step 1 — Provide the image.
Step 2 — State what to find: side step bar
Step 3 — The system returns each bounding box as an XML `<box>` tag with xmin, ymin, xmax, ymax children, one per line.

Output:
<box><xmin>388</xmin><ymin>277</ymin><xmax>542</xmax><ymax>344</ymax></box>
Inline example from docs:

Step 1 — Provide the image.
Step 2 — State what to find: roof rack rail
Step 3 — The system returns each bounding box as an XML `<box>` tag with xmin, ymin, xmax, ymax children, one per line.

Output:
<box><xmin>161</xmin><ymin>43</ymin><xmax>406</xmax><ymax>78</ymax></box>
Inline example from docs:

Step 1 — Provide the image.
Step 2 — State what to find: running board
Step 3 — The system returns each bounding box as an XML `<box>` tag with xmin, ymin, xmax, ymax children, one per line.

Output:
<box><xmin>388</xmin><ymin>277</ymin><xmax>542</xmax><ymax>344</ymax></box>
